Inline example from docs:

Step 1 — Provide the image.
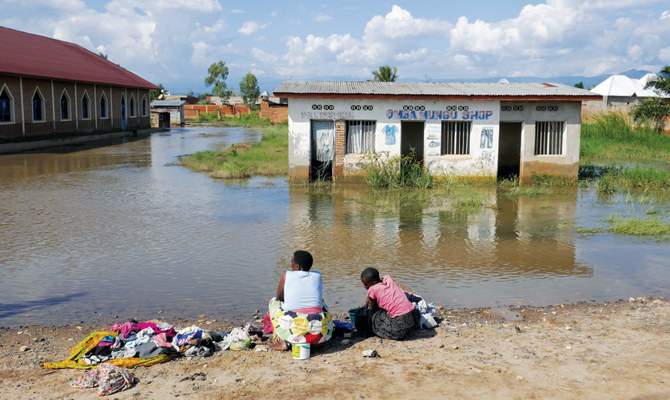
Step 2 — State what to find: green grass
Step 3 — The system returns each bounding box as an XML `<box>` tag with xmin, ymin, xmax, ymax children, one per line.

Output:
<box><xmin>596</xmin><ymin>166</ymin><xmax>670</xmax><ymax>194</ymax></box>
<box><xmin>580</xmin><ymin>112</ymin><xmax>670</xmax><ymax>165</ymax></box>
<box><xmin>362</xmin><ymin>151</ymin><xmax>434</xmax><ymax>188</ymax></box>
<box><xmin>605</xmin><ymin>214</ymin><xmax>670</xmax><ymax>236</ymax></box>
<box><xmin>180</xmin><ymin>123</ymin><xmax>288</xmax><ymax>178</ymax></box>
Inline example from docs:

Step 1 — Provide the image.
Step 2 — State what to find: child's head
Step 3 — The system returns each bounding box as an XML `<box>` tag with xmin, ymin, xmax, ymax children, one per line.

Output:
<box><xmin>360</xmin><ymin>267</ymin><xmax>381</xmax><ymax>289</ymax></box>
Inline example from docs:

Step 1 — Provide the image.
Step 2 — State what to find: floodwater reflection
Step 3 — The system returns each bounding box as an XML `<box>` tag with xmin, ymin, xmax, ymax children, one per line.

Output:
<box><xmin>0</xmin><ymin>126</ymin><xmax>668</xmax><ymax>327</ymax></box>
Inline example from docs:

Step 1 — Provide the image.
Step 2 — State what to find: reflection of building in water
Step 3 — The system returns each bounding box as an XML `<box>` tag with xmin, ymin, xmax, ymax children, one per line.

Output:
<box><xmin>0</xmin><ymin>138</ymin><xmax>151</xmax><ymax>182</ymax></box>
<box><xmin>287</xmin><ymin>186</ymin><xmax>590</xmax><ymax>286</ymax></box>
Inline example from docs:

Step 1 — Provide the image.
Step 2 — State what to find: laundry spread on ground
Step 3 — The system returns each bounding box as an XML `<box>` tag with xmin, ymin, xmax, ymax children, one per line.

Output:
<box><xmin>39</xmin><ymin>320</ymin><xmax>270</xmax><ymax>371</ymax></box>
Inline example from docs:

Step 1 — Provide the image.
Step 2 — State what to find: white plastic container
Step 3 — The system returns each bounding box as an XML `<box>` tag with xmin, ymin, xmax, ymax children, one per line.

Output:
<box><xmin>291</xmin><ymin>343</ymin><xmax>310</xmax><ymax>360</ymax></box>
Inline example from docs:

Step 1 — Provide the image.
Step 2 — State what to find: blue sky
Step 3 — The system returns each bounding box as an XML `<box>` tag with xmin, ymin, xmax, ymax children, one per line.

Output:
<box><xmin>1</xmin><ymin>0</ymin><xmax>669</xmax><ymax>94</ymax></box>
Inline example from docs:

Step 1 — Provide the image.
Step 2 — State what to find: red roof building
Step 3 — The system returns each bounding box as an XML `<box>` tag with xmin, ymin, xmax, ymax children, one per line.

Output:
<box><xmin>0</xmin><ymin>26</ymin><xmax>158</xmax><ymax>146</ymax></box>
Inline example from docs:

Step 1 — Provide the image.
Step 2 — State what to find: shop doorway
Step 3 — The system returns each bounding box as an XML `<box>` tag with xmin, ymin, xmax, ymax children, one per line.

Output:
<box><xmin>310</xmin><ymin>120</ymin><xmax>334</xmax><ymax>182</ymax></box>
<box><xmin>498</xmin><ymin>122</ymin><xmax>522</xmax><ymax>180</ymax></box>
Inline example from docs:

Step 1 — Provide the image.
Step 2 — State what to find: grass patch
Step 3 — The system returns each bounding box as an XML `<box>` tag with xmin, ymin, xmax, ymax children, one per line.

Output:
<box><xmin>596</xmin><ymin>166</ymin><xmax>670</xmax><ymax>194</ymax></box>
<box><xmin>180</xmin><ymin>123</ymin><xmax>288</xmax><ymax>178</ymax></box>
<box><xmin>362</xmin><ymin>151</ymin><xmax>434</xmax><ymax>188</ymax></box>
<box><xmin>605</xmin><ymin>214</ymin><xmax>670</xmax><ymax>236</ymax></box>
<box><xmin>580</xmin><ymin>111</ymin><xmax>670</xmax><ymax>165</ymax></box>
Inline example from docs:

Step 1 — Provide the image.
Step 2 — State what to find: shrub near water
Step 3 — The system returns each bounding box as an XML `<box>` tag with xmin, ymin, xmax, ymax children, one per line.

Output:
<box><xmin>362</xmin><ymin>151</ymin><xmax>434</xmax><ymax>188</ymax></box>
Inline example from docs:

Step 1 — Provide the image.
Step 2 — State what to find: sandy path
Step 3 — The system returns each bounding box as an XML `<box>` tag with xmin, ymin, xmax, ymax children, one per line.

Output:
<box><xmin>1</xmin><ymin>298</ymin><xmax>668</xmax><ymax>399</ymax></box>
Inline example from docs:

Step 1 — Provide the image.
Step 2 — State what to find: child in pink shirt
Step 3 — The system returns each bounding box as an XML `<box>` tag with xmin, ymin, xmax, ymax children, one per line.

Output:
<box><xmin>360</xmin><ymin>267</ymin><xmax>420</xmax><ymax>340</ymax></box>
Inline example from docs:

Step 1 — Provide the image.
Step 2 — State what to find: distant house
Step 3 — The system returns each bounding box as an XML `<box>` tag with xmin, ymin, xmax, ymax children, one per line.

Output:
<box><xmin>0</xmin><ymin>26</ymin><xmax>158</xmax><ymax>148</ymax></box>
<box><xmin>150</xmin><ymin>100</ymin><xmax>184</xmax><ymax>128</ymax></box>
<box><xmin>274</xmin><ymin>80</ymin><xmax>601</xmax><ymax>184</ymax></box>
<box><xmin>587</xmin><ymin>74</ymin><xmax>667</xmax><ymax>112</ymax></box>
<box><xmin>163</xmin><ymin>94</ymin><xmax>198</xmax><ymax>105</ymax></box>
<box><xmin>259</xmin><ymin>96</ymin><xmax>288</xmax><ymax>125</ymax></box>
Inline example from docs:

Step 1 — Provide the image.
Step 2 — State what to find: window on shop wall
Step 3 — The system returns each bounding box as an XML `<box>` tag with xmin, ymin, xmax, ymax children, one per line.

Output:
<box><xmin>60</xmin><ymin>92</ymin><xmax>70</xmax><ymax>120</ymax></box>
<box><xmin>130</xmin><ymin>97</ymin><xmax>135</xmax><ymax>117</ymax></box>
<box><xmin>534</xmin><ymin>121</ymin><xmax>564</xmax><ymax>155</ymax></box>
<box><xmin>441</xmin><ymin>121</ymin><xmax>471</xmax><ymax>155</ymax></box>
<box><xmin>32</xmin><ymin>91</ymin><xmax>44</xmax><ymax>122</ymax></box>
<box><xmin>82</xmin><ymin>93</ymin><xmax>90</xmax><ymax>119</ymax></box>
<box><xmin>345</xmin><ymin>120</ymin><xmax>376</xmax><ymax>154</ymax></box>
<box><xmin>142</xmin><ymin>98</ymin><xmax>147</xmax><ymax>116</ymax></box>
<box><xmin>100</xmin><ymin>94</ymin><xmax>107</xmax><ymax>119</ymax></box>
<box><xmin>0</xmin><ymin>89</ymin><xmax>11</xmax><ymax>123</ymax></box>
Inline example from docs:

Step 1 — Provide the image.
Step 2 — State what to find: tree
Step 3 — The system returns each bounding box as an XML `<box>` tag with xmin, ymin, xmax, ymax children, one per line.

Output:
<box><xmin>631</xmin><ymin>97</ymin><xmax>670</xmax><ymax>133</ymax></box>
<box><xmin>574</xmin><ymin>82</ymin><xmax>584</xmax><ymax>89</ymax></box>
<box><xmin>644</xmin><ymin>65</ymin><xmax>670</xmax><ymax>96</ymax></box>
<box><xmin>371</xmin><ymin>65</ymin><xmax>398</xmax><ymax>82</ymax></box>
<box><xmin>150</xmin><ymin>83</ymin><xmax>165</xmax><ymax>101</ymax></box>
<box><xmin>98</xmin><ymin>52</ymin><xmax>108</xmax><ymax>60</ymax></box>
<box><xmin>204</xmin><ymin>61</ymin><xmax>232</xmax><ymax>100</ymax></box>
<box><xmin>239</xmin><ymin>73</ymin><xmax>260</xmax><ymax>110</ymax></box>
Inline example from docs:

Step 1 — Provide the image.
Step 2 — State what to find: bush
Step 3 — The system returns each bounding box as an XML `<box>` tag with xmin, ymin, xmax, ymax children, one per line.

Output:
<box><xmin>362</xmin><ymin>151</ymin><xmax>434</xmax><ymax>188</ymax></box>
<box><xmin>631</xmin><ymin>98</ymin><xmax>670</xmax><ymax>133</ymax></box>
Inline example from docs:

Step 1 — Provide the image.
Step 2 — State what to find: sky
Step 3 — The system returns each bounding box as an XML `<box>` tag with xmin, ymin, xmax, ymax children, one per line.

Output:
<box><xmin>1</xmin><ymin>0</ymin><xmax>669</xmax><ymax>95</ymax></box>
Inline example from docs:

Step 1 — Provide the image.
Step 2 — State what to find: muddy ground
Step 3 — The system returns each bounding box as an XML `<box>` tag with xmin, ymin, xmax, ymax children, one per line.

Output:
<box><xmin>1</xmin><ymin>297</ymin><xmax>668</xmax><ymax>400</ymax></box>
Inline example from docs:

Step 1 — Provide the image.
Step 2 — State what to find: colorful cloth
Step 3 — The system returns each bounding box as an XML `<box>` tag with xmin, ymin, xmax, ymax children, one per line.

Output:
<box><xmin>41</xmin><ymin>331</ymin><xmax>177</xmax><ymax>370</ymax></box>
<box><xmin>367</xmin><ymin>275</ymin><xmax>415</xmax><ymax>318</ymax></box>
<box><xmin>70</xmin><ymin>363</ymin><xmax>136</xmax><ymax>396</ymax></box>
<box><xmin>269</xmin><ymin>297</ymin><xmax>333</xmax><ymax>345</ymax></box>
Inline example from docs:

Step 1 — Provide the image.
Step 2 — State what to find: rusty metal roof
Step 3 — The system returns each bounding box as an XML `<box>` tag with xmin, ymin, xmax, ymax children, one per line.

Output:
<box><xmin>0</xmin><ymin>26</ymin><xmax>159</xmax><ymax>89</ymax></box>
<box><xmin>274</xmin><ymin>80</ymin><xmax>602</xmax><ymax>100</ymax></box>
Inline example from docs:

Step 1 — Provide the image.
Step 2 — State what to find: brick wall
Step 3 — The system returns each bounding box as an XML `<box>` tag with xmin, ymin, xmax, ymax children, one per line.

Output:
<box><xmin>334</xmin><ymin>120</ymin><xmax>345</xmax><ymax>178</ymax></box>
<box><xmin>184</xmin><ymin>104</ymin><xmax>251</xmax><ymax>121</ymax></box>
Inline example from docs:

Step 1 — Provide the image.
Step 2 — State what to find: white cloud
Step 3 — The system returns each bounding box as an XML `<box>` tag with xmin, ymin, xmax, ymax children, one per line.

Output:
<box><xmin>659</xmin><ymin>47</ymin><xmax>670</xmax><ymax>63</ymax></box>
<box><xmin>252</xmin><ymin>47</ymin><xmax>279</xmax><ymax>64</ymax></box>
<box><xmin>661</xmin><ymin>11</ymin><xmax>670</xmax><ymax>20</ymax></box>
<box><xmin>315</xmin><ymin>13</ymin><xmax>331</xmax><ymax>22</ymax></box>
<box><xmin>239</xmin><ymin>21</ymin><xmax>269</xmax><ymax>36</ymax></box>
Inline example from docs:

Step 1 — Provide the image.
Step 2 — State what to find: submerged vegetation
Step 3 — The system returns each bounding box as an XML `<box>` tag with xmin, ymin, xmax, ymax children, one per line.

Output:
<box><xmin>179</xmin><ymin>122</ymin><xmax>287</xmax><ymax>178</ymax></box>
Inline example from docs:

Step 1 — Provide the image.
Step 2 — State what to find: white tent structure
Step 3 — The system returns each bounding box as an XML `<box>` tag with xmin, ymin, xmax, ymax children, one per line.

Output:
<box><xmin>588</xmin><ymin>74</ymin><xmax>667</xmax><ymax>112</ymax></box>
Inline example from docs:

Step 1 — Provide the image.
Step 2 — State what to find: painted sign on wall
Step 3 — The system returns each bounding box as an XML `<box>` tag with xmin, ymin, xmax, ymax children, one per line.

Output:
<box><xmin>383</xmin><ymin>125</ymin><xmax>398</xmax><ymax>145</ymax></box>
<box><xmin>480</xmin><ymin>126</ymin><xmax>493</xmax><ymax>149</ymax></box>
<box><xmin>386</xmin><ymin>109</ymin><xmax>493</xmax><ymax>120</ymax></box>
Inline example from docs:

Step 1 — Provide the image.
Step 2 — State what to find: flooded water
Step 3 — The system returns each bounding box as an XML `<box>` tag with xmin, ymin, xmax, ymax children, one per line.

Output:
<box><xmin>1</xmin><ymin>126</ymin><xmax>669</xmax><ymax>327</ymax></box>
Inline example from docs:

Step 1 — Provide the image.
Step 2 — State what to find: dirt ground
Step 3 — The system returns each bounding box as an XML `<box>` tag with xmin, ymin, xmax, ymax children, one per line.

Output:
<box><xmin>1</xmin><ymin>297</ymin><xmax>668</xmax><ymax>400</ymax></box>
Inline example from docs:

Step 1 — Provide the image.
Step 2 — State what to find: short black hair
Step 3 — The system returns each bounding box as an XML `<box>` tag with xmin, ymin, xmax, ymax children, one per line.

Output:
<box><xmin>360</xmin><ymin>267</ymin><xmax>380</xmax><ymax>282</ymax></box>
<box><xmin>293</xmin><ymin>250</ymin><xmax>313</xmax><ymax>271</ymax></box>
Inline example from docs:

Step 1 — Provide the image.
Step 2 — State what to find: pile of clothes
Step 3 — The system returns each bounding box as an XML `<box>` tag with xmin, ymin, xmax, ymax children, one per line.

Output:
<box><xmin>41</xmin><ymin>320</ymin><xmax>263</xmax><ymax>371</ymax></box>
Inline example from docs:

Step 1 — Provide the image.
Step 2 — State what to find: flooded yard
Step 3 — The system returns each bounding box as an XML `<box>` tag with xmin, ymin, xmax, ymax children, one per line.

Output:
<box><xmin>0</xmin><ymin>126</ymin><xmax>668</xmax><ymax>327</ymax></box>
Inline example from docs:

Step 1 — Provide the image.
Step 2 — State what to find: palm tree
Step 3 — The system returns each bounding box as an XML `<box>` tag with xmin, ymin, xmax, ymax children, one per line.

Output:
<box><xmin>371</xmin><ymin>65</ymin><xmax>398</xmax><ymax>82</ymax></box>
<box><xmin>644</xmin><ymin>65</ymin><xmax>670</xmax><ymax>95</ymax></box>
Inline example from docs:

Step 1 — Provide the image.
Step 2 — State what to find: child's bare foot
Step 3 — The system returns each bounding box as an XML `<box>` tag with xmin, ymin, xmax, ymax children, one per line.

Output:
<box><xmin>270</xmin><ymin>340</ymin><xmax>289</xmax><ymax>351</ymax></box>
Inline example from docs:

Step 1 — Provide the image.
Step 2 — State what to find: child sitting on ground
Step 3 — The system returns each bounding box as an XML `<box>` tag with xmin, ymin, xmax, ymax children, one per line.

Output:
<box><xmin>360</xmin><ymin>267</ymin><xmax>421</xmax><ymax>340</ymax></box>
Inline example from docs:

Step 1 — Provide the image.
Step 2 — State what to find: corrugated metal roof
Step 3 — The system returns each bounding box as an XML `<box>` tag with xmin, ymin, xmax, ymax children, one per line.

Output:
<box><xmin>151</xmin><ymin>100</ymin><xmax>185</xmax><ymax>106</ymax></box>
<box><xmin>274</xmin><ymin>80</ymin><xmax>601</xmax><ymax>99</ymax></box>
<box><xmin>0</xmin><ymin>26</ymin><xmax>159</xmax><ymax>89</ymax></box>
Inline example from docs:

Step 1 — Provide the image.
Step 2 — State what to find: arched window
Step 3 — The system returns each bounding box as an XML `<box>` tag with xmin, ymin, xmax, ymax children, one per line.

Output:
<box><xmin>142</xmin><ymin>97</ymin><xmax>147</xmax><ymax>116</ymax></box>
<box><xmin>130</xmin><ymin>96</ymin><xmax>135</xmax><ymax>117</ymax></box>
<box><xmin>60</xmin><ymin>92</ymin><xmax>70</xmax><ymax>120</ymax></box>
<box><xmin>32</xmin><ymin>90</ymin><xmax>44</xmax><ymax>122</ymax></box>
<box><xmin>0</xmin><ymin>88</ymin><xmax>11</xmax><ymax>123</ymax></box>
<box><xmin>81</xmin><ymin>92</ymin><xmax>90</xmax><ymax>119</ymax></box>
<box><xmin>100</xmin><ymin>93</ymin><xmax>107</xmax><ymax>119</ymax></box>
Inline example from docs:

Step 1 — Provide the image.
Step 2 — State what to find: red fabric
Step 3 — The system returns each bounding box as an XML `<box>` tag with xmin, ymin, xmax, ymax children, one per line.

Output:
<box><xmin>304</xmin><ymin>333</ymin><xmax>321</xmax><ymax>345</ymax></box>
